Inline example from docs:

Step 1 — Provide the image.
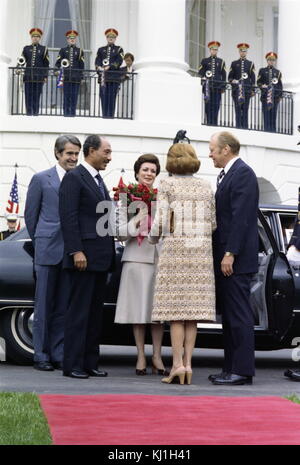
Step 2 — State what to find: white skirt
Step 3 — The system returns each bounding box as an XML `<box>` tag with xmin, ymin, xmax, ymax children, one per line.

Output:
<box><xmin>114</xmin><ymin>261</ymin><xmax>157</xmax><ymax>324</ymax></box>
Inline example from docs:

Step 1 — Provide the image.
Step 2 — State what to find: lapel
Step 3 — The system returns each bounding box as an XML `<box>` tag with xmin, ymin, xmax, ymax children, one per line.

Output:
<box><xmin>78</xmin><ymin>164</ymin><xmax>104</xmax><ymax>201</ymax></box>
<box><xmin>47</xmin><ymin>166</ymin><xmax>60</xmax><ymax>195</ymax></box>
<box><xmin>216</xmin><ymin>158</ymin><xmax>244</xmax><ymax>198</ymax></box>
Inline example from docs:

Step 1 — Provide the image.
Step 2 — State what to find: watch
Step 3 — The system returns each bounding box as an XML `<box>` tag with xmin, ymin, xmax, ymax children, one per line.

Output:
<box><xmin>224</xmin><ymin>251</ymin><xmax>234</xmax><ymax>257</ymax></box>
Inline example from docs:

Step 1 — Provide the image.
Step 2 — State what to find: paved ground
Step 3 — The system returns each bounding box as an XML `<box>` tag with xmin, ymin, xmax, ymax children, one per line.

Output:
<box><xmin>1</xmin><ymin>346</ymin><xmax>300</xmax><ymax>397</ymax></box>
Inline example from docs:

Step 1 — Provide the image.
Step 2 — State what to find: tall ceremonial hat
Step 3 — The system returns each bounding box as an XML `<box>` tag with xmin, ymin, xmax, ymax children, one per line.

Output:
<box><xmin>66</xmin><ymin>30</ymin><xmax>79</xmax><ymax>38</ymax></box>
<box><xmin>208</xmin><ymin>41</ymin><xmax>221</xmax><ymax>49</ymax></box>
<box><xmin>29</xmin><ymin>28</ymin><xmax>43</xmax><ymax>37</ymax></box>
<box><xmin>237</xmin><ymin>43</ymin><xmax>250</xmax><ymax>50</ymax></box>
<box><xmin>265</xmin><ymin>51</ymin><xmax>277</xmax><ymax>60</ymax></box>
<box><xmin>105</xmin><ymin>28</ymin><xmax>118</xmax><ymax>37</ymax></box>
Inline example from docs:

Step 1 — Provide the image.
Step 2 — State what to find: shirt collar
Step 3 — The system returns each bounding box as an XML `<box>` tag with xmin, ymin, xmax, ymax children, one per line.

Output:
<box><xmin>81</xmin><ymin>160</ymin><xmax>100</xmax><ymax>179</ymax></box>
<box><xmin>56</xmin><ymin>163</ymin><xmax>66</xmax><ymax>182</ymax></box>
<box><xmin>224</xmin><ymin>156</ymin><xmax>239</xmax><ymax>175</ymax></box>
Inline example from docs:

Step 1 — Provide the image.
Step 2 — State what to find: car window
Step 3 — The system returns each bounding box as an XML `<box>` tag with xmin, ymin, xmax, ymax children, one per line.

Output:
<box><xmin>258</xmin><ymin>218</ymin><xmax>272</xmax><ymax>255</ymax></box>
<box><xmin>277</xmin><ymin>213</ymin><xmax>297</xmax><ymax>252</ymax></box>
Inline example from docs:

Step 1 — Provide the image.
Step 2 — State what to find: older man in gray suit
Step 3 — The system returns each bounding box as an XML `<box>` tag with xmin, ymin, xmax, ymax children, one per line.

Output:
<box><xmin>24</xmin><ymin>135</ymin><xmax>81</xmax><ymax>371</ymax></box>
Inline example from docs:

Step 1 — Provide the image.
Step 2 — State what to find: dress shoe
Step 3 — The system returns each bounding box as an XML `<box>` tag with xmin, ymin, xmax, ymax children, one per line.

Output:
<box><xmin>284</xmin><ymin>369</ymin><xmax>298</xmax><ymax>379</ymax></box>
<box><xmin>185</xmin><ymin>369</ymin><xmax>193</xmax><ymax>385</ymax></box>
<box><xmin>136</xmin><ymin>368</ymin><xmax>147</xmax><ymax>376</ymax></box>
<box><xmin>208</xmin><ymin>371</ymin><xmax>230</xmax><ymax>382</ymax></box>
<box><xmin>86</xmin><ymin>369</ymin><xmax>108</xmax><ymax>377</ymax></box>
<box><xmin>287</xmin><ymin>369</ymin><xmax>300</xmax><ymax>381</ymax></box>
<box><xmin>161</xmin><ymin>367</ymin><xmax>186</xmax><ymax>385</ymax></box>
<box><xmin>152</xmin><ymin>364</ymin><xmax>169</xmax><ymax>376</ymax></box>
<box><xmin>33</xmin><ymin>361</ymin><xmax>54</xmax><ymax>371</ymax></box>
<box><xmin>212</xmin><ymin>373</ymin><xmax>253</xmax><ymax>385</ymax></box>
<box><xmin>52</xmin><ymin>361</ymin><xmax>63</xmax><ymax>370</ymax></box>
<box><xmin>63</xmin><ymin>370</ymin><xmax>89</xmax><ymax>379</ymax></box>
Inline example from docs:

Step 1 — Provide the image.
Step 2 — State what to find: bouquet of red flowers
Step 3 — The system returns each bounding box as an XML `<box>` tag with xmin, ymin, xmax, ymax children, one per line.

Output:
<box><xmin>113</xmin><ymin>177</ymin><xmax>157</xmax><ymax>212</ymax></box>
<box><xmin>113</xmin><ymin>177</ymin><xmax>158</xmax><ymax>245</ymax></box>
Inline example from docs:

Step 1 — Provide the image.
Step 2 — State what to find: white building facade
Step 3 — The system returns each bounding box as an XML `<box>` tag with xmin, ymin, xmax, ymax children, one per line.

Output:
<box><xmin>0</xmin><ymin>0</ymin><xmax>300</xmax><ymax>229</ymax></box>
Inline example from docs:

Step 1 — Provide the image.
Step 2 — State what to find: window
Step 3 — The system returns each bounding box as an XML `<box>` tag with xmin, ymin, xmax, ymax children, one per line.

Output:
<box><xmin>186</xmin><ymin>0</ymin><xmax>206</xmax><ymax>74</ymax></box>
<box><xmin>34</xmin><ymin>0</ymin><xmax>92</xmax><ymax>68</ymax></box>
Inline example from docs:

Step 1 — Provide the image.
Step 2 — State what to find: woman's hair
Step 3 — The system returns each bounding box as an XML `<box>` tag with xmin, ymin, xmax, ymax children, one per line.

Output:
<box><xmin>134</xmin><ymin>153</ymin><xmax>160</xmax><ymax>180</ymax></box>
<box><xmin>124</xmin><ymin>52</ymin><xmax>134</xmax><ymax>62</ymax></box>
<box><xmin>166</xmin><ymin>143</ymin><xmax>200</xmax><ymax>175</ymax></box>
<box><xmin>215</xmin><ymin>131</ymin><xmax>240</xmax><ymax>155</ymax></box>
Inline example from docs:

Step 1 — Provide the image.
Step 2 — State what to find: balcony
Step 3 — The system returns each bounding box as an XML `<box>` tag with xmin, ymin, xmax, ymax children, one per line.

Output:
<box><xmin>9</xmin><ymin>67</ymin><xmax>137</xmax><ymax>119</ymax></box>
<box><xmin>200</xmin><ymin>79</ymin><xmax>294</xmax><ymax>135</ymax></box>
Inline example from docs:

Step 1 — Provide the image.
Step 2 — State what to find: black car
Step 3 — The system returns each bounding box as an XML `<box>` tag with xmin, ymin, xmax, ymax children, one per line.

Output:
<box><xmin>0</xmin><ymin>206</ymin><xmax>299</xmax><ymax>365</ymax></box>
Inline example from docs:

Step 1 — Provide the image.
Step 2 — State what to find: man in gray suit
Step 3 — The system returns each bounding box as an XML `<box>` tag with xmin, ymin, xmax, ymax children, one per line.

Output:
<box><xmin>24</xmin><ymin>135</ymin><xmax>81</xmax><ymax>371</ymax></box>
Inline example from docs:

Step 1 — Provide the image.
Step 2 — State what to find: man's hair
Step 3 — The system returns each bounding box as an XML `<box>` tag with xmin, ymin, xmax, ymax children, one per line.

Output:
<box><xmin>83</xmin><ymin>135</ymin><xmax>103</xmax><ymax>157</ymax></box>
<box><xmin>54</xmin><ymin>135</ymin><xmax>81</xmax><ymax>159</ymax></box>
<box><xmin>214</xmin><ymin>131</ymin><xmax>240</xmax><ymax>155</ymax></box>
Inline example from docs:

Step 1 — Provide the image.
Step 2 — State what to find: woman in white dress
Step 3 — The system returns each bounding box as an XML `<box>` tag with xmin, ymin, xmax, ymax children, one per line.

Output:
<box><xmin>114</xmin><ymin>154</ymin><xmax>168</xmax><ymax>376</ymax></box>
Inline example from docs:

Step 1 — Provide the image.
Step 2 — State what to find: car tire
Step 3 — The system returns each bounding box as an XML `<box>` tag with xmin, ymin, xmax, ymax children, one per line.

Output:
<box><xmin>0</xmin><ymin>308</ymin><xmax>34</xmax><ymax>365</ymax></box>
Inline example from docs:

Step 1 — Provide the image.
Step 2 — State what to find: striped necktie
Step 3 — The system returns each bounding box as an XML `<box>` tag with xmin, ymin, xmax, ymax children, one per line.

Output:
<box><xmin>216</xmin><ymin>169</ymin><xmax>225</xmax><ymax>187</ymax></box>
<box><xmin>95</xmin><ymin>173</ymin><xmax>106</xmax><ymax>198</ymax></box>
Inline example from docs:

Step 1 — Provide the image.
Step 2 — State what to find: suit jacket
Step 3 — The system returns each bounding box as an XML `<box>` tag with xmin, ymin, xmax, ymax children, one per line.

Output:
<box><xmin>289</xmin><ymin>220</ymin><xmax>300</xmax><ymax>250</ymax></box>
<box><xmin>59</xmin><ymin>164</ymin><xmax>115</xmax><ymax>272</ymax></box>
<box><xmin>24</xmin><ymin>166</ymin><xmax>64</xmax><ymax>266</ymax></box>
<box><xmin>213</xmin><ymin>158</ymin><xmax>259</xmax><ymax>274</ymax></box>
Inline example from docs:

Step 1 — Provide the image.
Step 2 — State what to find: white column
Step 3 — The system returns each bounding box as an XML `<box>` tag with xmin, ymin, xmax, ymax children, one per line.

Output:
<box><xmin>0</xmin><ymin>0</ymin><xmax>11</xmax><ymax>115</ymax></box>
<box><xmin>278</xmin><ymin>0</ymin><xmax>300</xmax><ymax>133</ymax></box>
<box><xmin>134</xmin><ymin>0</ymin><xmax>201</xmax><ymax>123</ymax></box>
<box><xmin>278</xmin><ymin>0</ymin><xmax>300</xmax><ymax>92</ymax></box>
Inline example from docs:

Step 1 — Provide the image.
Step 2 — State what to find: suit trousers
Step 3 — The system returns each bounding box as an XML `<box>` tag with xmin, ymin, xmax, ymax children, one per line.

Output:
<box><xmin>63</xmin><ymin>269</ymin><xmax>108</xmax><ymax>373</ymax></box>
<box><xmin>217</xmin><ymin>272</ymin><xmax>255</xmax><ymax>377</ymax></box>
<box><xmin>33</xmin><ymin>263</ymin><xmax>70</xmax><ymax>363</ymax></box>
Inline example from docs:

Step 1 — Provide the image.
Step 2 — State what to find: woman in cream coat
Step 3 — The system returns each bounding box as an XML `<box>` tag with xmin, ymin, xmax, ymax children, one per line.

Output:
<box><xmin>114</xmin><ymin>154</ymin><xmax>168</xmax><ymax>376</ymax></box>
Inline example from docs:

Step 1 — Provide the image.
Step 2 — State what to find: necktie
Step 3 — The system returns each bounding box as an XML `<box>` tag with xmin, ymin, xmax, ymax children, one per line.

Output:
<box><xmin>216</xmin><ymin>169</ymin><xmax>225</xmax><ymax>187</ymax></box>
<box><xmin>95</xmin><ymin>173</ymin><xmax>106</xmax><ymax>198</ymax></box>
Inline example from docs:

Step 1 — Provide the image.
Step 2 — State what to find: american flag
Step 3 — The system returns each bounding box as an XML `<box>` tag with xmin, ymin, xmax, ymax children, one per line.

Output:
<box><xmin>57</xmin><ymin>69</ymin><xmax>64</xmax><ymax>88</ymax></box>
<box><xmin>6</xmin><ymin>172</ymin><xmax>20</xmax><ymax>229</ymax></box>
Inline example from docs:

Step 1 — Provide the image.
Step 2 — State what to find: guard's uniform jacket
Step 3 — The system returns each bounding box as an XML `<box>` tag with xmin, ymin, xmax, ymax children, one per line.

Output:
<box><xmin>228</xmin><ymin>58</ymin><xmax>255</xmax><ymax>96</ymax></box>
<box><xmin>21</xmin><ymin>44</ymin><xmax>49</xmax><ymax>82</ymax></box>
<box><xmin>95</xmin><ymin>44</ymin><xmax>124</xmax><ymax>83</ymax></box>
<box><xmin>55</xmin><ymin>45</ymin><xmax>84</xmax><ymax>83</ymax></box>
<box><xmin>198</xmin><ymin>56</ymin><xmax>226</xmax><ymax>90</ymax></box>
<box><xmin>257</xmin><ymin>66</ymin><xmax>283</xmax><ymax>103</ymax></box>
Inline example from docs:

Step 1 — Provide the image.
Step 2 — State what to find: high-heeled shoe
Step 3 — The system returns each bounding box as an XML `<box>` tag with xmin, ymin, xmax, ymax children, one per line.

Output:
<box><xmin>161</xmin><ymin>368</ymin><xmax>186</xmax><ymax>385</ymax></box>
<box><xmin>135</xmin><ymin>368</ymin><xmax>147</xmax><ymax>376</ymax></box>
<box><xmin>152</xmin><ymin>364</ymin><xmax>169</xmax><ymax>376</ymax></box>
<box><xmin>185</xmin><ymin>369</ymin><xmax>193</xmax><ymax>385</ymax></box>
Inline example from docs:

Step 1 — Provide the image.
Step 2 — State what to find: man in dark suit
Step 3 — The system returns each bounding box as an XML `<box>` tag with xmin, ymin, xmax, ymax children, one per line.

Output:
<box><xmin>55</xmin><ymin>30</ymin><xmax>84</xmax><ymax>117</ymax></box>
<box><xmin>208</xmin><ymin>131</ymin><xmax>259</xmax><ymax>385</ymax></box>
<box><xmin>95</xmin><ymin>28</ymin><xmax>124</xmax><ymax>118</ymax></box>
<box><xmin>24</xmin><ymin>135</ymin><xmax>81</xmax><ymax>371</ymax></box>
<box><xmin>19</xmin><ymin>28</ymin><xmax>49</xmax><ymax>116</ymax></box>
<box><xmin>59</xmin><ymin>134</ymin><xmax>115</xmax><ymax>379</ymax></box>
<box><xmin>198</xmin><ymin>41</ymin><xmax>226</xmax><ymax>126</ymax></box>
<box><xmin>228</xmin><ymin>43</ymin><xmax>255</xmax><ymax>129</ymax></box>
<box><xmin>257</xmin><ymin>52</ymin><xmax>283</xmax><ymax>133</ymax></box>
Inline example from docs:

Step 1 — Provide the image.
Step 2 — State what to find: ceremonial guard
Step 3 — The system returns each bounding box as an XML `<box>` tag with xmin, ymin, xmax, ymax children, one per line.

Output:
<box><xmin>0</xmin><ymin>214</ymin><xmax>18</xmax><ymax>241</ymax></box>
<box><xmin>198</xmin><ymin>41</ymin><xmax>226</xmax><ymax>126</ymax></box>
<box><xmin>95</xmin><ymin>28</ymin><xmax>124</xmax><ymax>118</ymax></box>
<box><xmin>257</xmin><ymin>52</ymin><xmax>283</xmax><ymax>133</ymax></box>
<box><xmin>228</xmin><ymin>43</ymin><xmax>255</xmax><ymax>129</ymax></box>
<box><xmin>18</xmin><ymin>28</ymin><xmax>49</xmax><ymax>116</ymax></box>
<box><xmin>55</xmin><ymin>30</ymin><xmax>84</xmax><ymax>117</ymax></box>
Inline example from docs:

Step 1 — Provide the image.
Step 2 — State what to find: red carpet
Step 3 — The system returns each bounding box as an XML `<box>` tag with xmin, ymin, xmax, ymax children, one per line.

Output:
<box><xmin>39</xmin><ymin>394</ymin><xmax>300</xmax><ymax>445</ymax></box>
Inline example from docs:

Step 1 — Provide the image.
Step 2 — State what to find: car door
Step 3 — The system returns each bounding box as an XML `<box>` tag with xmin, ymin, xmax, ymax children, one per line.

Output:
<box><xmin>258</xmin><ymin>210</ymin><xmax>295</xmax><ymax>341</ymax></box>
